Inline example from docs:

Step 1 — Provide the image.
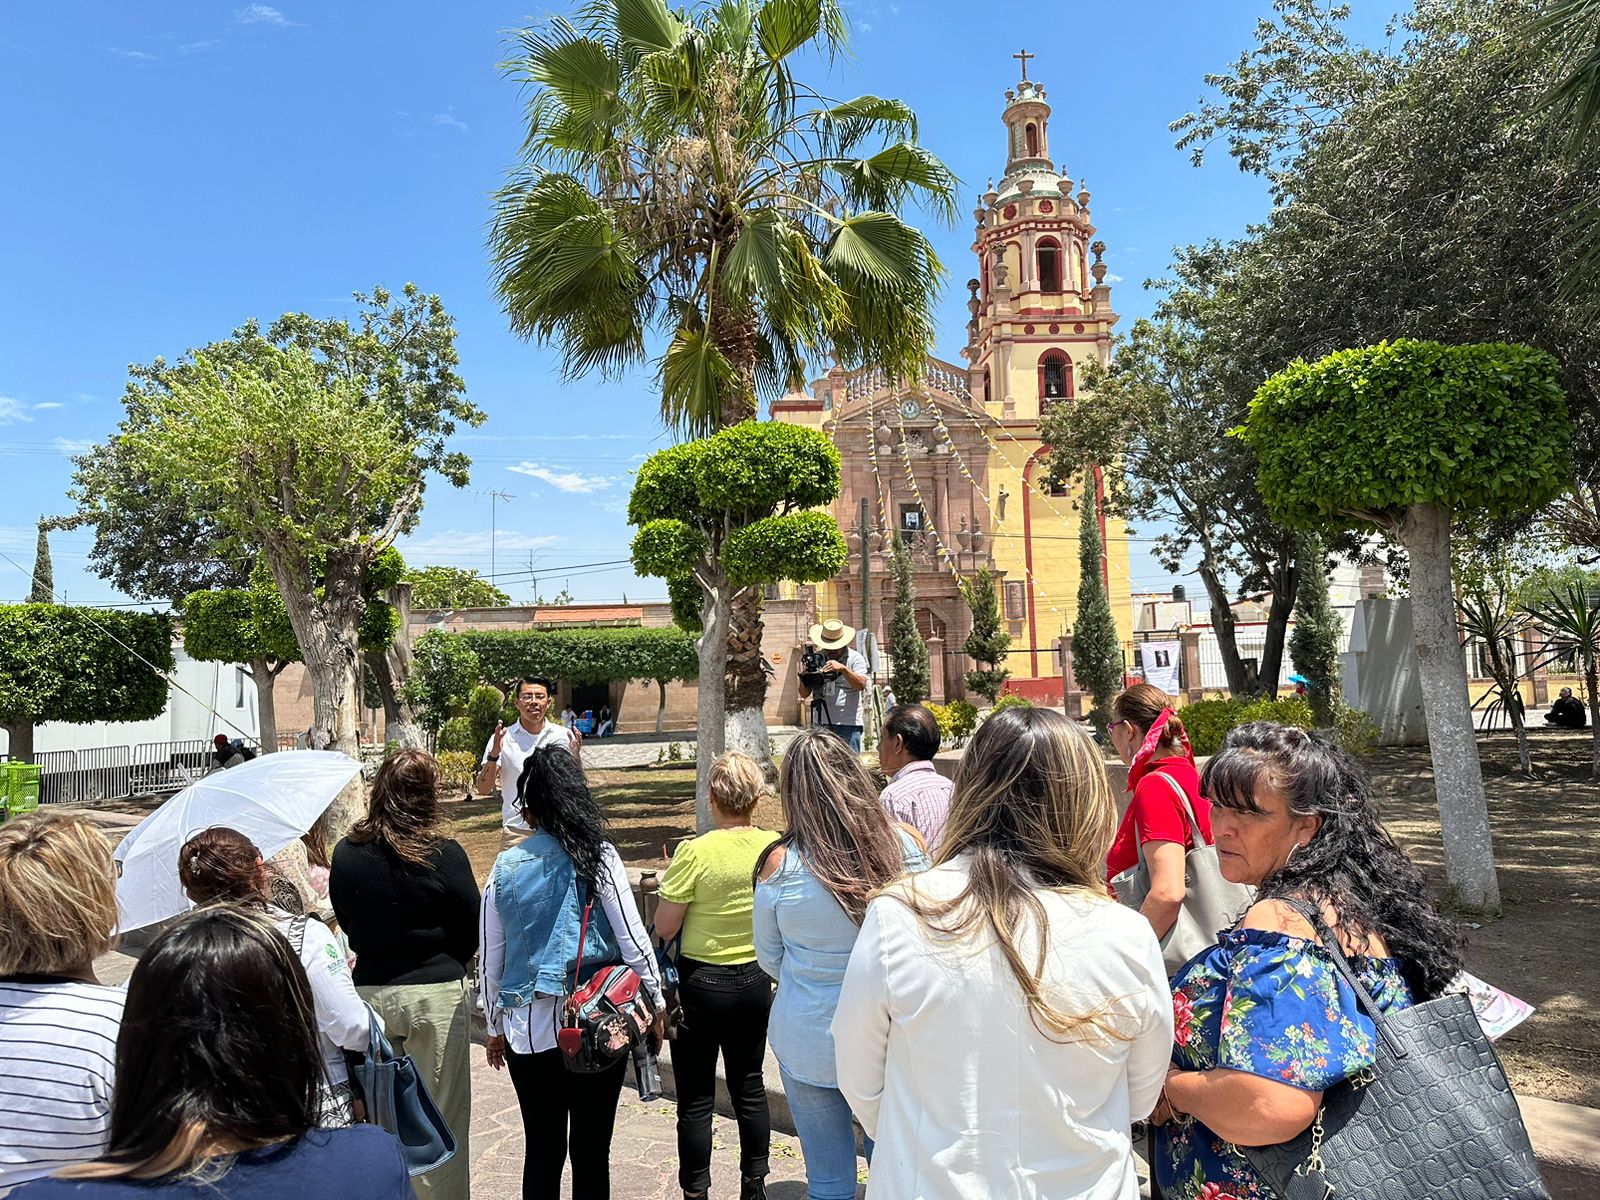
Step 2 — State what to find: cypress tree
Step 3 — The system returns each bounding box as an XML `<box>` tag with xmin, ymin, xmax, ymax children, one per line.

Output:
<box><xmin>1289</xmin><ymin>532</ymin><xmax>1343</xmax><ymax>726</ymax></box>
<box><xmin>961</xmin><ymin>566</ymin><xmax>1010</xmax><ymax>705</ymax></box>
<box><xmin>887</xmin><ymin>533</ymin><xmax>930</xmax><ymax>703</ymax></box>
<box><xmin>29</xmin><ymin>519</ymin><xmax>54</xmax><ymax>603</ymax></box>
<box><xmin>1072</xmin><ymin>482</ymin><xmax>1123</xmax><ymax>731</ymax></box>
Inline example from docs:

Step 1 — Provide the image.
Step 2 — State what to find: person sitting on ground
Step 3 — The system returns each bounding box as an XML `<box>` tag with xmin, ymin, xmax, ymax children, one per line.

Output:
<box><xmin>179</xmin><ymin>827</ymin><xmax>370</xmax><ymax>1126</ymax></box>
<box><xmin>834</xmin><ymin>707</ymin><xmax>1173</xmax><ymax>1200</ymax></box>
<box><xmin>479</xmin><ymin>745</ymin><xmax>663</xmax><ymax>1200</ymax></box>
<box><xmin>13</xmin><ymin>907</ymin><xmax>411</xmax><ymax>1200</ymax></box>
<box><xmin>0</xmin><ymin>812</ymin><xmax>126</xmax><ymax>1190</ymax></box>
<box><xmin>754</xmin><ymin>728</ymin><xmax>928</xmax><ymax>1200</ymax></box>
<box><xmin>211</xmin><ymin>734</ymin><xmax>256</xmax><ymax>770</ymax></box>
<box><xmin>1151</xmin><ymin>723</ymin><xmax>1464</xmax><ymax>1199</ymax></box>
<box><xmin>1544</xmin><ymin>686</ymin><xmax>1587</xmax><ymax>729</ymax></box>
<box><xmin>877</xmin><ymin>703</ymin><xmax>954</xmax><ymax>855</ymax></box>
<box><xmin>652</xmin><ymin>753</ymin><xmax>781</xmax><ymax>1200</ymax></box>
<box><xmin>1105</xmin><ymin>683</ymin><xmax>1212</xmax><ymax>946</ymax></box>
<box><xmin>596</xmin><ymin>705</ymin><xmax>614</xmax><ymax>738</ymax></box>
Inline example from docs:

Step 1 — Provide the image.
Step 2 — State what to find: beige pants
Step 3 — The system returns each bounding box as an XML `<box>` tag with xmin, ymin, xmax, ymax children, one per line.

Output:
<box><xmin>358</xmin><ymin>978</ymin><xmax>473</xmax><ymax>1200</ymax></box>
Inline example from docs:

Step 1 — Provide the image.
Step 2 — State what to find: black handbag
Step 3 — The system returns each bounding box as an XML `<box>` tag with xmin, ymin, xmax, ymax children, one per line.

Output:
<box><xmin>1243</xmin><ymin>900</ymin><xmax>1548</xmax><ymax>1200</ymax></box>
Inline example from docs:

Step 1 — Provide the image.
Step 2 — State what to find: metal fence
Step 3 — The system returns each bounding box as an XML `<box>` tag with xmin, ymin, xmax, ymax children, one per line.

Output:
<box><xmin>37</xmin><ymin>738</ymin><xmax>249</xmax><ymax>806</ymax></box>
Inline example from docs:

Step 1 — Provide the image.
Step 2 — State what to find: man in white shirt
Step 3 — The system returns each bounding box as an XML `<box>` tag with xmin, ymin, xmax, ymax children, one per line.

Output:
<box><xmin>474</xmin><ymin>676</ymin><xmax>582</xmax><ymax>851</ymax></box>
<box><xmin>798</xmin><ymin>618</ymin><xmax>871</xmax><ymax>751</ymax></box>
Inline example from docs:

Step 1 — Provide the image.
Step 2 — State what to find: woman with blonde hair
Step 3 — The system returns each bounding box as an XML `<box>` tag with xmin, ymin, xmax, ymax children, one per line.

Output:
<box><xmin>0</xmin><ymin>812</ymin><xmax>125</xmax><ymax>1189</ymax></box>
<box><xmin>652</xmin><ymin>752</ymin><xmax>781</xmax><ymax>1200</ymax></box>
<box><xmin>330</xmin><ymin>750</ymin><xmax>478</xmax><ymax>1200</ymax></box>
<box><xmin>753</xmin><ymin>729</ymin><xmax>928</xmax><ymax>1200</ymax></box>
<box><xmin>1105</xmin><ymin>683</ymin><xmax>1212</xmax><ymax>942</ymax></box>
<box><xmin>833</xmin><ymin>707</ymin><xmax>1173</xmax><ymax>1199</ymax></box>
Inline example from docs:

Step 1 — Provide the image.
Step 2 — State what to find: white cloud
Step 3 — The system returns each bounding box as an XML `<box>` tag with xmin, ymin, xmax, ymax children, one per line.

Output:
<box><xmin>507</xmin><ymin>462</ymin><xmax>616</xmax><ymax>494</ymax></box>
<box><xmin>54</xmin><ymin>437</ymin><xmax>95</xmax><ymax>458</ymax></box>
<box><xmin>397</xmin><ymin>530</ymin><xmax>561</xmax><ymax>561</ymax></box>
<box><xmin>1105</xmin><ymin>273</ymin><xmax>1124</xmax><ymax>283</ymax></box>
<box><xmin>109</xmin><ymin>46</ymin><xmax>159</xmax><ymax>61</ymax></box>
<box><xmin>859</xmin><ymin>20</ymin><xmax>874</xmax><ymax>31</ymax></box>
<box><xmin>178</xmin><ymin>39</ymin><xmax>221</xmax><ymax>54</ymax></box>
<box><xmin>238</xmin><ymin>4</ymin><xmax>289</xmax><ymax>25</ymax></box>
<box><xmin>431</xmin><ymin>110</ymin><xmax>469</xmax><ymax>134</ymax></box>
<box><xmin>0</xmin><ymin>397</ymin><xmax>33</xmax><ymax>425</ymax></box>
<box><xmin>32</xmin><ymin>401</ymin><xmax>64</xmax><ymax>411</ymax></box>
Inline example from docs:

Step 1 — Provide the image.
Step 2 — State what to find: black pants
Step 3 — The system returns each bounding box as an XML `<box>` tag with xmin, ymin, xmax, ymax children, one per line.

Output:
<box><xmin>505</xmin><ymin>1045</ymin><xmax>627</xmax><ymax>1200</ymax></box>
<box><xmin>669</xmin><ymin>957</ymin><xmax>773</xmax><ymax>1193</ymax></box>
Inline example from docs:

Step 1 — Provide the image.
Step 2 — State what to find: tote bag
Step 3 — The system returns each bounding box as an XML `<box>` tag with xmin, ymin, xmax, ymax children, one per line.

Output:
<box><xmin>1110</xmin><ymin>771</ymin><xmax>1255</xmax><ymax>973</ymax></box>
<box><xmin>1244</xmin><ymin>900</ymin><xmax>1548</xmax><ymax>1200</ymax></box>
<box><xmin>350</xmin><ymin>1005</ymin><xmax>457</xmax><ymax>1177</ymax></box>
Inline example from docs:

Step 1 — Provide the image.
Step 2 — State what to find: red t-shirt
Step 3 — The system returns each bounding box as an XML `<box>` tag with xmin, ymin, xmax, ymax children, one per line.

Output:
<box><xmin>1106</xmin><ymin>757</ymin><xmax>1213</xmax><ymax>882</ymax></box>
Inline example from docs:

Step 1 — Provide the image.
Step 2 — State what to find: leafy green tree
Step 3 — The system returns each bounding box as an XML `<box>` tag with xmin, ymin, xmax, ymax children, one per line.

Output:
<box><xmin>1289</xmin><ymin>532</ymin><xmax>1343</xmax><ymax>727</ymax></box>
<box><xmin>1071</xmin><ymin>484</ymin><xmax>1123</xmax><ymax>731</ymax></box>
<box><xmin>1243</xmin><ymin>339</ymin><xmax>1572</xmax><ymax>913</ymax></box>
<box><xmin>28</xmin><ymin>520</ymin><xmax>53</xmax><ymax>604</ymax></box>
<box><xmin>886</xmin><ymin>533</ymin><xmax>929</xmax><ymax>704</ymax></box>
<box><xmin>402</xmin><ymin>630</ymin><xmax>482</xmax><ymax>746</ymax></box>
<box><xmin>181</xmin><ymin>570</ymin><xmax>300</xmax><ymax>753</ymax></box>
<box><xmin>0</xmin><ymin>606</ymin><xmax>173</xmax><ymax>763</ymax></box>
<box><xmin>1525</xmin><ymin>580</ymin><xmax>1600</xmax><ymax>779</ymax></box>
<box><xmin>67</xmin><ymin>285</ymin><xmax>481</xmax><ymax>606</ymax></box>
<box><xmin>960</xmin><ymin>567</ymin><xmax>1010</xmax><ymax>706</ymax></box>
<box><xmin>461</xmin><ymin>626</ymin><xmax>699</xmax><ymax>735</ymax></box>
<box><xmin>404</xmin><ymin>565</ymin><xmax>511</xmax><ymax>610</ymax></box>
<box><xmin>629</xmin><ymin>422</ymin><xmax>846</xmax><ymax>828</ymax></box>
<box><xmin>490</xmin><ymin>0</ymin><xmax>956</xmax><ymax>755</ymax></box>
<box><xmin>119</xmin><ymin>346</ymin><xmax>439</xmax><ymax>758</ymax></box>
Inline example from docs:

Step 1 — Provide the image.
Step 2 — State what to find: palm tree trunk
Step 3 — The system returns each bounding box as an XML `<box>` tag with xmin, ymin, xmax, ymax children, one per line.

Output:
<box><xmin>694</xmin><ymin>571</ymin><xmax>734</xmax><ymax>833</ymax></box>
<box><xmin>1586</xmin><ymin>655</ymin><xmax>1600</xmax><ymax>780</ymax></box>
<box><xmin>724</xmin><ymin>584</ymin><xmax>771</xmax><ymax>776</ymax></box>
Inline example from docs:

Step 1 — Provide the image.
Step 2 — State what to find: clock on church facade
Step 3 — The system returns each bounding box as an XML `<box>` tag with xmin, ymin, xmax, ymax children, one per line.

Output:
<box><xmin>769</xmin><ymin>60</ymin><xmax>1132</xmax><ymax>707</ymax></box>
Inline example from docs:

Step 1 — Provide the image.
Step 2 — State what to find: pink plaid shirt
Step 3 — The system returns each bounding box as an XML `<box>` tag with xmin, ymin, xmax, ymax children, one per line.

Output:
<box><xmin>880</xmin><ymin>759</ymin><xmax>954</xmax><ymax>853</ymax></box>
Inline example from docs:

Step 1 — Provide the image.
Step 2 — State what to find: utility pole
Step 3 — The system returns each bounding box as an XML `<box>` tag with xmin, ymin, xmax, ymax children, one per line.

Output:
<box><xmin>475</xmin><ymin>489</ymin><xmax>515</xmax><ymax>581</ymax></box>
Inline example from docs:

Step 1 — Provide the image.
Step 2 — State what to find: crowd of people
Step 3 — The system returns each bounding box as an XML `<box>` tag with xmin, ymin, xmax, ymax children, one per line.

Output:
<box><xmin>0</xmin><ymin>670</ymin><xmax>1473</xmax><ymax>1200</ymax></box>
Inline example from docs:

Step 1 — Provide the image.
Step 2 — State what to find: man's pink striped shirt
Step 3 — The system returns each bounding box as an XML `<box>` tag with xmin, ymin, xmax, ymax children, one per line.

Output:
<box><xmin>880</xmin><ymin>759</ymin><xmax>954</xmax><ymax>852</ymax></box>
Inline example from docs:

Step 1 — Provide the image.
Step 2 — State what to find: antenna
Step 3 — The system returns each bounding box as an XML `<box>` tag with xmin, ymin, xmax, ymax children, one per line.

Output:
<box><xmin>473</xmin><ymin>489</ymin><xmax>516</xmax><ymax>581</ymax></box>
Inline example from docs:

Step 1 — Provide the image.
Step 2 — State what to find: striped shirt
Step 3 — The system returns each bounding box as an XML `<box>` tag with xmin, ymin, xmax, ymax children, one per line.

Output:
<box><xmin>880</xmin><ymin>760</ymin><xmax>955</xmax><ymax>854</ymax></box>
<box><xmin>0</xmin><ymin>977</ymin><xmax>125</xmax><ymax>1190</ymax></box>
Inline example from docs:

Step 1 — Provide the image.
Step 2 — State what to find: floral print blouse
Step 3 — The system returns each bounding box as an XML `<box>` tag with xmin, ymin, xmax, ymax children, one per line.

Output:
<box><xmin>1154</xmin><ymin>927</ymin><xmax>1415</xmax><ymax>1200</ymax></box>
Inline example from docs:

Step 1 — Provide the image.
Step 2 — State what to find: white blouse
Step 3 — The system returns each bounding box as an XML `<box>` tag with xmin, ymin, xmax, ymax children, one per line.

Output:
<box><xmin>832</xmin><ymin>859</ymin><xmax>1174</xmax><ymax>1200</ymax></box>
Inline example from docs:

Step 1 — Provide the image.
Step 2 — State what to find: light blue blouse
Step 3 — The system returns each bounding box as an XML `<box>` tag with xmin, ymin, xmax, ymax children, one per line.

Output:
<box><xmin>753</xmin><ymin>828</ymin><xmax>928</xmax><ymax>1087</ymax></box>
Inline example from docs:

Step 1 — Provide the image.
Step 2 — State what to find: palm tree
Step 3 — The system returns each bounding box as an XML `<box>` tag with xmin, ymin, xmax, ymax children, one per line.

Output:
<box><xmin>1457</xmin><ymin>581</ymin><xmax>1534</xmax><ymax>776</ymax></box>
<box><xmin>1525</xmin><ymin>581</ymin><xmax>1600</xmax><ymax>779</ymax></box>
<box><xmin>490</xmin><ymin>0</ymin><xmax>958</xmax><ymax>757</ymax></box>
<box><xmin>1533</xmin><ymin>0</ymin><xmax>1600</xmax><ymax>288</ymax></box>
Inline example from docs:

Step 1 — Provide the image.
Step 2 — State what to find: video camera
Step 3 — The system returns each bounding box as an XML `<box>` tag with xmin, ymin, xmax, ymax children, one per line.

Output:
<box><xmin>799</xmin><ymin>646</ymin><xmax>831</xmax><ymax>692</ymax></box>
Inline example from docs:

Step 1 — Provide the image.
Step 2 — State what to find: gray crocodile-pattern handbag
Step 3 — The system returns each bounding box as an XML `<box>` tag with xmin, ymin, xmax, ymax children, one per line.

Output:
<box><xmin>1243</xmin><ymin>900</ymin><xmax>1548</xmax><ymax>1200</ymax></box>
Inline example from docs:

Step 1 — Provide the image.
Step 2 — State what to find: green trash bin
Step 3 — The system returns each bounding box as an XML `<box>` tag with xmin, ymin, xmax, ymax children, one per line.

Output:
<box><xmin>2</xmin><ymin>762</ymin><xmax>42</xmax><ymax>820</ymax></box>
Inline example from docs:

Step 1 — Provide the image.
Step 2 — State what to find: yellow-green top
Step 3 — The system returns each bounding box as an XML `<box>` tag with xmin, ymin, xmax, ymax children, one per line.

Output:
<box><xmin>658</xmin><ymin>826</ymin><xmax>781</xmax><ymax>964</ymax></box>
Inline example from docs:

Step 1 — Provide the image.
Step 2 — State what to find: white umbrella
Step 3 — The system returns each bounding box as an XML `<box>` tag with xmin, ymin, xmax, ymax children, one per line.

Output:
<box><xmin>113</xmin><ymin>750</ymin><xmax>362</xmax><ymax>933</ymax></box>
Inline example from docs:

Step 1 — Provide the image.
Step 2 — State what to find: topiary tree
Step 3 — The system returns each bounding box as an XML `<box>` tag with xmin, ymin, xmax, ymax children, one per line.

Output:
<box><xmin>960</xmin><ymin>567</ymin><xmax>1010</xmax><ymax>705</ymax></box>
<box><xmin>0</xmin><ymin>606</ymin><xmax>174</xmax><ymax>763</ymax></box>
<box><xmin>1071</xmin><ymin>482</ymin><xmax>1123</xmax><ymax>732</ymax></box>
<box><xmin>1289</xmin><ymin>532</ymin><xmax>1344</xmax><ymax>728</ymax></box>
<box><xmin>182</xmin><ymin>569</ymin><xmax>301</xmax><ymax>753</ymax></box>
<box><xmin>1242</xmin><ymin>339</ymin><xmax>1572</xmax><ymax>913</ymax></box>
<box><xmin>29</xmin><ymin>520</ymin><xmax>53</xmax><ymax>604</ymax></box>
<box><xmin>886</xmin><ymin>532</ymin><xmax>929</xmax><ymax>704</ymax></box>
<box><xmin>629</xmin><ymin>422</ymin><xmax>847</xmax><ymax>829</ymax></box>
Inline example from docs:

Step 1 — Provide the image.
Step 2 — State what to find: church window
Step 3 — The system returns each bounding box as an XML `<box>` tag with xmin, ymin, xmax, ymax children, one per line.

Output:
<box><xmin>1025</xmin><ymin>123</ymin><xmax>1039</xmax><ymax>157</ymax></box>
<box><xmin>982</xmin><ymin>369</ymin><xmax>991</xmax><ymax>406</ymax></box>
<box><xmin>1039</xmin><ymin>352</ymin><xmax>1072</xmax><ymax>410</ymax></box>
<box><xmin>1037</xmin><ymin>240</ymin><xmax>1061</xmax><ymax>293</ymax></box>
<box><xmin>1004</xmin><ymin>580</ymin><xmax>1026</xmax><ymax>620</ymax></box>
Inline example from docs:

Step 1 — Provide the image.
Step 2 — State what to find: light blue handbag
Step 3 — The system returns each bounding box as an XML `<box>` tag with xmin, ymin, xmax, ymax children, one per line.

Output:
<box><xmin>350</xmin><ymin>1005</ymin><xmax>457</xmax><ymax>1177</ymax></box>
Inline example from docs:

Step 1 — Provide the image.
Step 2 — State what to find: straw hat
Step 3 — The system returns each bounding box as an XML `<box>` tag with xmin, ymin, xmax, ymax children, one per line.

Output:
<box><xmin>808</xmin><ymin>618</ymin><xmax>856</xmax><ymax>651</ymax></box>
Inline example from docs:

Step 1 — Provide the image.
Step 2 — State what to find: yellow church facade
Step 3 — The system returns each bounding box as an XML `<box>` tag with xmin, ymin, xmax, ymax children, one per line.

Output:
<box><xmin>771</xmin><ymin>64</ymin><xmax>1134</xmax><ymax>705</ymax></box>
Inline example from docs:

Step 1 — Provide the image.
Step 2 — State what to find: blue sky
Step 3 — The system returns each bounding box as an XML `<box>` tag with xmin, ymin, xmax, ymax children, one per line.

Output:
<box><xmin>0</xmin><ymin>1</ymin><xmax>1396</xmax><ymax>609</ymax></box>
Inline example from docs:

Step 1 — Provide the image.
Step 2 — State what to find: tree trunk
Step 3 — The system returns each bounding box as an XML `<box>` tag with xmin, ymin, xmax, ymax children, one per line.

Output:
<box><xmin>1197</xmin><ymin>561</ymin><xmax>1253</xmax><ymax>696</ymax></box>
<box><xmin>1400</xmin><ymin>502</ymin><xmax>1500</xmax><ymax>914</ymax></box>
<box><xmin>656</xmin><ymin>679</ymin><xmax>667</xmax><ymax>735</ymax></box>
<box><xmin>267</xmin><ymin>543</ymin><xmax>365</xmax><ymax>764</ymax></box>
<box><xmin>1509</xmin><ymin>692</ymin><xmax>1531</xmax><ymax>777</ymax></box>
<box><xmin>3</xmin><ymin>720</ymin><xmax>35</xmax><ymax>765</ymax></box>
<box><xmin>249</xmin><ymin>658</ymin><xmax>279</xmax><ymax>753</ymax></box>
<box><xmin>724</xmin><ymin>584</ymin><xmax>771</xmax><ymax>778</ymax></box>
<box><xmin>1586</xmin><ymin>656</ymin><xmax>1600</xmax><ymax>781</ymax></box>
<box><xmin>1258</xmin><ymin>547</ymin><xmax>1300</xmax><ymax>699</ymax></box>
<box><xmin>694</xmin><ymin>573</ymin><xmax>733</xmax><ymax>833</ymax></box>
<box><xmin>370</xmin><ymin>582</ymin><xmax>425</xmax><ymax>750</ymax></box>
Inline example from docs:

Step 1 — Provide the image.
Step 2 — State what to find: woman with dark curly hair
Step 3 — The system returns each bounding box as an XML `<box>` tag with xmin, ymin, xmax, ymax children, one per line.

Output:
<box><xmin>1151</xmin><ymin>722</ymin><xmax>1465</xmax><ymax>1200</ymax></box>
<box><xmin>479</xmin><ymin>745</ymin><xmax>662</xmax><ymax>1200</ymax></box>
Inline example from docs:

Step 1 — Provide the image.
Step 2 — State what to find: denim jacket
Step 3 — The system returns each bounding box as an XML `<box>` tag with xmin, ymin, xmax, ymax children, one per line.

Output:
<box><xmin>492</xmin><ymin>830</ymin><xmax>620</xmax><ymax>1008</ymax></box>
<box><xmin>753</xmin><ymin>827</ymin><xmax>928</xmax><ymax>1087</ymax></box>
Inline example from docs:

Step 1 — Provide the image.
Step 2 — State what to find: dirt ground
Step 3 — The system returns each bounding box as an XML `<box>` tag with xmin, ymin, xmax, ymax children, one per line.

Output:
<box><xmin>445</xmin><ymin>735</ymin><xmax>1600</xmax><ymax>1108</ymax></box>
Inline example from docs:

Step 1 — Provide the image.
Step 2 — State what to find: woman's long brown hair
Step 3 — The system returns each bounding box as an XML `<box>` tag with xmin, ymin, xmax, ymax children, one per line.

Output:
<box><xmin>346</xmin><ymin>749</ymin><xmax>442</xmax><ymax>866</ymax></box>
<box><xmin>767</xmin><ymin>728</ymin><xmax>906</xmax><ymax>924</ymax></box>
<box><xmin>888</xmin><ymin>707</ymin><xmax>1130</xmax><ymax>1042</ymax></box>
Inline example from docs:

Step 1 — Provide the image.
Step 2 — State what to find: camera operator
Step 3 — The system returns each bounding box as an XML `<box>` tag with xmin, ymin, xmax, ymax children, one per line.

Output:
<box><xmin>798</xmin><ymin>618</ymin><xmax>871</xmax><ymax>750</ymax></box>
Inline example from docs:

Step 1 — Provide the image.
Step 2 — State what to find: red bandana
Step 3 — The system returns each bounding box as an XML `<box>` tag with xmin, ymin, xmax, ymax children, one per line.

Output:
<box><xmin>1125</xmin><ymin>707</ymin><xmax>1195</xmax><ymax>792</ymax></box>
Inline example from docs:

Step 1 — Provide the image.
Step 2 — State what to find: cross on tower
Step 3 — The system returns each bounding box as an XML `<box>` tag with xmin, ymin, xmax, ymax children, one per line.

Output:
<box><xmin>1013</xmin><ymin>48</ymin><xmax>1034</xmax><ymax>80</ymax></box>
